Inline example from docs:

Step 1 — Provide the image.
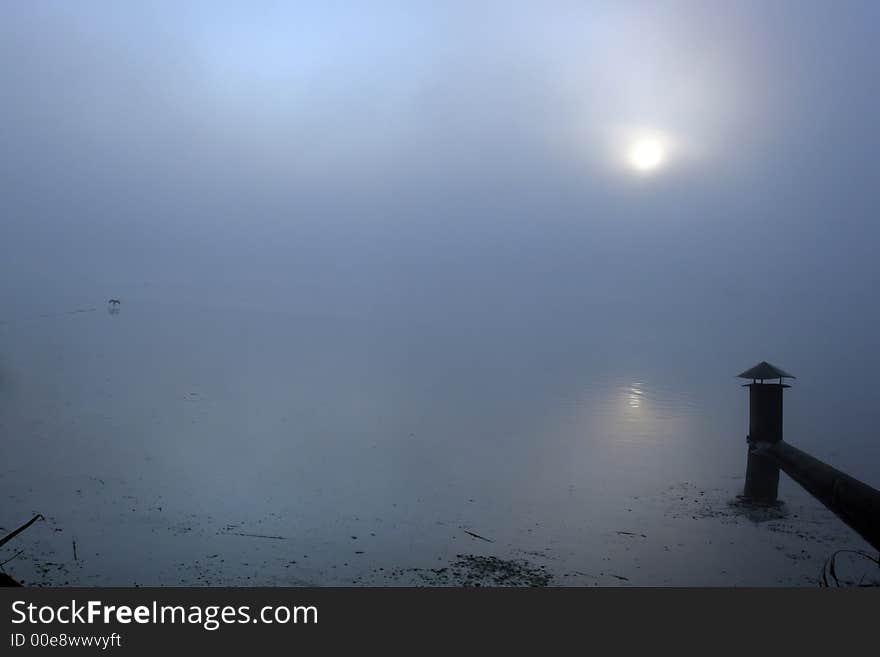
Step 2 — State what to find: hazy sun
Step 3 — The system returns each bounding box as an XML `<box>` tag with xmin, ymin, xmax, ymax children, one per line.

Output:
<box><xmin>628</xmin><ymin>138</ymin><xmax>665</xmax><ymax>172</ymax></box>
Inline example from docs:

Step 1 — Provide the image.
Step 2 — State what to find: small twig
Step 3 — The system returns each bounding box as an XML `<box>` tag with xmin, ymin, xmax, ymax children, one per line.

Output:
<box><xmin>227</xmin><ymin>532</ymin><xmax>286</xmax><ymax>540</ymax></box>
<box><xmin>72</xmin><ymin>539</ymin><xmax>78</xmax><ymax>562</ymax></box>
<box><xmin>0</xmin><ymin>550</ymin><xmax>25</xmax><ymax>568</ymax></box>
<box><xmin>462</xmin><ymin>529</ymin><xmax>493</xmax><ymax>543</ymax></box>
<box><xmin>0</xmin><ymin>514</ymin><xmax>44</xmax><ymax>549</ymax></box>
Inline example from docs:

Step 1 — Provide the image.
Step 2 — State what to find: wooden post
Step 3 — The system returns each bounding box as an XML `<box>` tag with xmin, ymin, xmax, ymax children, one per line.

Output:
<box><xmin>735</xmin><ymin>362</ymin><xmax>880</xmax><ymax>551</ymax></box>
<box><xmin>742</xmin><ymin>382</ymin><xmax>786</xmax><ymax>502</ymax></box>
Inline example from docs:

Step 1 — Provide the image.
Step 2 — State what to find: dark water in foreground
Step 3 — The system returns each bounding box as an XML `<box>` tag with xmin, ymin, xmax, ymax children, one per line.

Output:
<box><xmin>1</xmin><ymin>301</ymin><xmax>878</xmax><ymax>586</ymax></box>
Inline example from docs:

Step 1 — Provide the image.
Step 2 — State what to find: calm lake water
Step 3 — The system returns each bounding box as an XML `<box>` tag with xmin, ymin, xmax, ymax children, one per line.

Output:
<box><xmin>1</xmin><ymin>299</ymin><xmax>878</xmax><ymax>586</ymax></box>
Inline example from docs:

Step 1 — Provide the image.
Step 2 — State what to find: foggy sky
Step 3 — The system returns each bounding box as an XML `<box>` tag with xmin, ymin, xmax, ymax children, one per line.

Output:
<box><xmin>2</xmin><ymin>1</ymin><xmax>879</xmax><ymax>369</ymax></box>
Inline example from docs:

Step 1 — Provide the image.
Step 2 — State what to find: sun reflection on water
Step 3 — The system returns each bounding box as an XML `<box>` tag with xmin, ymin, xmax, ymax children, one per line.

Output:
<box><xmin>627</xmin><ymin>383</ymin><xmax>644</xmax><ymax>409</ymax></box>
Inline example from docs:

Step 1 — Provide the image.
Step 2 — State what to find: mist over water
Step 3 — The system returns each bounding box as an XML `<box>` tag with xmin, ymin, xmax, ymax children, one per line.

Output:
<box><xmin>2</xmin><ymin>2</ymin><xmax>879</xmax><ymax>585</ymax></box>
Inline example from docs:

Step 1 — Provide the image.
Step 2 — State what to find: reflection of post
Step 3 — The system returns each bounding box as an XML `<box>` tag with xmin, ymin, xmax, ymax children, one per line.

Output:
<box><xmin>737</xmin><ymin>362</ymin><xmax>794</xmax><ymax>503</ymax></box>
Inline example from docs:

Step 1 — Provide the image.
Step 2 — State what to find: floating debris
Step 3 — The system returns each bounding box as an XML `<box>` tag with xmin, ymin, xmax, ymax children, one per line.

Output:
<box><xmin>429</xmin><ymin>555</ymin><xmax>550</xmax><ymax>587</ymax></box>
<box><xmin>371</xmin><ymin>555</ymin><xmax>552</xmax><ymax>587</ymax></box>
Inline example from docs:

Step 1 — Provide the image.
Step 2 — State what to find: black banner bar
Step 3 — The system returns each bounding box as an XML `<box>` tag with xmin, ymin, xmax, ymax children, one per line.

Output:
<box><xmin>1</xmin><ymin>588</ymin><xmax>874</xmax><ymax>654</ymax></box>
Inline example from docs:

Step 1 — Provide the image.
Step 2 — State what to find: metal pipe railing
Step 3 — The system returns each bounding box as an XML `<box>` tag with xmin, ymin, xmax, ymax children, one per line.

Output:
<box><xmin>759</xmin><ymin>441</ymin><xmax>880</xmax><ymax>552</ymax></box>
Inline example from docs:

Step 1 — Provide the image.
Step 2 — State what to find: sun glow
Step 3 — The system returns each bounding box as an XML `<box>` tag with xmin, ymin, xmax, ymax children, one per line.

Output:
<box><xmin>628</xmin><ymin>138</ymin><xmax>666</xmax><ymax>172</ymax></box>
